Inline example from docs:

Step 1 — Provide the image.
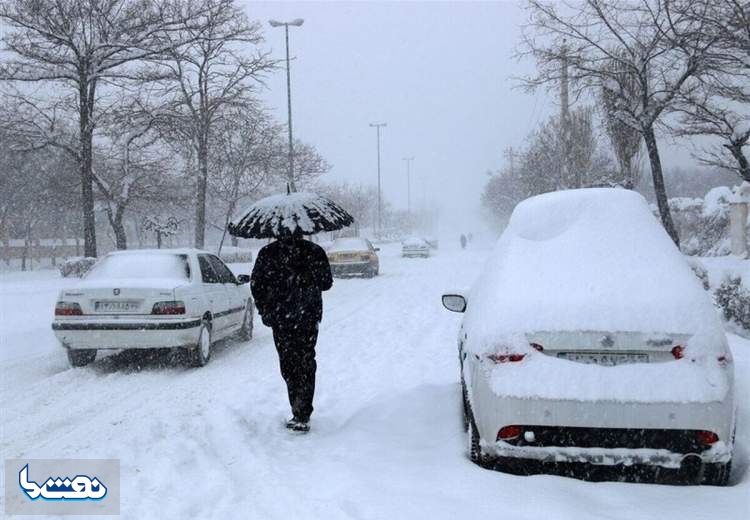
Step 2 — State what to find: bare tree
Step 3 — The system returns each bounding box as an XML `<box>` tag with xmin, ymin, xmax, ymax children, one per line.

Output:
<box><xmin>210</xmin><ymin>107</ymin><xmax>280</xmax><ymax>252</ymax></box>
<box><xmin>600</xmin><ymin>56</ymin><xmax>643</xmax><ymax>189</ymax></box>
<box><xmin>674</xmin><ymin>86</ymin><xmax>749</xmax><ymax>181</ymax></box>
<box><xmin>671</xmin><ymin>0</ymin><xmax>750</xmax><ymax>181</ymax></box>
<box><xmin>93</xmin><ymin>106</ymin><xmax>171</xmax><ymax>249</ymax></box>
<box><xmin>0</xmin><ymin>0</ymin><xmax>207</xmax><ymax>256</ymax></box>
<box><xmin>519</xmin><ymin>0</ymin><xmax>723</xmax><ymax>246</ymax></box>
<box><xmin>152</xmin><ymin>0</ymin><xmax>275</xmax><ymax>248</ymax></box>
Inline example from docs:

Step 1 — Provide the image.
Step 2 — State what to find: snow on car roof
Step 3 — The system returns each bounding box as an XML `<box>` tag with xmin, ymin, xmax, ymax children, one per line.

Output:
<box><xmin>403</xmin><ymin>237</ymin><xmax>427</xmax><ymax>246</ymax></box>
<box><xmin>464</xmin><ymin>188</ymin><xmax>724</xmax><ymax>354</ymax></box>
<box><xmin>328</xmin><ymin>238</ymin><xmax>369</xmax><ymax>252</ymax></box>
<box><xmin>108</xmin><ymin>247</ymin><xmax>208</xmax><ymax>256</ymax></box>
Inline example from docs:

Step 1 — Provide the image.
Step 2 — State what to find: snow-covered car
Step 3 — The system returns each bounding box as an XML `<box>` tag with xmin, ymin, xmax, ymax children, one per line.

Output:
<box><xmin>402</xmin><ymin>237</ymin><xmax>430</xmax><ymax>258</ymax></box>
<box><xmin>327</xmin><ymin>237</ymin><xmax>380</xmax><ymax>277</ymax></box>
<box><xmin>52</xmin><ymin>248</ymin><xmax>253</xmax><ymax>368</ymax></box>
<box><xmin>442</xmin><ymin>189</ymin><xmax>736</xmax><ymax>485</ymax></box>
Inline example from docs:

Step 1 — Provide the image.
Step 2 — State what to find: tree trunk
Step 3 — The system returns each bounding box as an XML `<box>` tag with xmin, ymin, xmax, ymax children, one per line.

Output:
<box><xmin>111</xmin><ymin>206</ymin><xmax>128</xmax><ymax>250</ymax></box>
<box><xmin>194</xmin><ymin>137</ymin><xmax>208</xmax><ymax>248</ymax></box>
<box><xmin>727</xmin><ymin>143</ymin><xmax>750</xmax><ymax>183</ymax></box>
<box><xmin>643</xmin><ymin>125</ymin><xmax>680</xmax><ymax>247</ymax></box>
<box><xmin>79</xmin><ymin>79</ymin><xmax>98</xmax><ymax>257</ymax></box>
<box><xmin>156</xmin><ymin>231</ymin><xmax>162</xmax><ymax>249</ymax></box>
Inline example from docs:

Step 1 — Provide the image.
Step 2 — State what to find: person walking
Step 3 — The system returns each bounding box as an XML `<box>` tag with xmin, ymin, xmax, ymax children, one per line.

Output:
<box><xmin>460</xmin><ymin>234</ymin><xmax>467</xmax><ymax>249</ymax></box>
<box><xmin>250</xmin><ymin>232</ymin><xmax>333</xmax><ymax>432</ymax></box>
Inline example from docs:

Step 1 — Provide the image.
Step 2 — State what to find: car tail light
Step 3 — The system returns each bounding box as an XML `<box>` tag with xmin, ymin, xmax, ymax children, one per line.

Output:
<box><xmin>487</xmin><ymin>353</ymin><xmax>526</xmax><ymax>363</ymax></box>
<box><xmin>696</xmin><ymin>430</ymin><xmax>719</xmax><ymax>445</ymax></box>
<box><xmin>55</xmin><ymin>301</ymin><xmax>83</xmax><ymax>316</ymax></box>
<box><xmin>497</xmin><ymin>425</ymin><xmax>523</xmax><ymax>441</ymax></box>
<box><xmin>671</xmin><ymin>345</ymin><xmax>685</xmax><ymax>359</ymax></box>
<box><xmin>152</xmin><ymin>301</ymin><xmax>186</xmax><ymax>315</ymax></box>
<box><xmin>530</xmin><ymin>343</ymin><xmax>544</xmax><ymax>352</ymax></box>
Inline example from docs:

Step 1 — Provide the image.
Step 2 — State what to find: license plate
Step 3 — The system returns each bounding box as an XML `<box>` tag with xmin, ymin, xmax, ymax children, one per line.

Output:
<box><xmin>94</xmin><ymin>301</ymin><xmax>140</xmax><ymax>312</ymax></box>
<box><xmin>557</xmin><ymin>352</ymin><xmax>649</xmax><ymax>366</ymax></box>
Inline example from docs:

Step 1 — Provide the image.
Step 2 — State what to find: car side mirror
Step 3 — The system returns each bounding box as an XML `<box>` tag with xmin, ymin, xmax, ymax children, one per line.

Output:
<box><xmin>442</xmin><ymin>294</ymin><xmax>467</xmax><ymax>313</ymax></box>
<box><xmin>236</xmin><ymin>274</ymin><xmax>251</xmax><ymax>284</ymax></box>
<box><xmin>374</xmin><ymin>247</ymin><xmax>380</xmax><ymax>252</ymax></box>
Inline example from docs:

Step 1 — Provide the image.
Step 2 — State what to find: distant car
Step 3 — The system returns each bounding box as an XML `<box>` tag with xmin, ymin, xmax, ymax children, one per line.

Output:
<box><xmin>52</xmin><ymin>249</ymin><xmax>253</xmax><ymax>368</ymax></box>
<box><xmin>327</xmin><ymin>237</ymin><xmax>380</xmax><ymax>277</ymax></box>
<box><xmin>402</xmin><ymin>237</ymin><xmax>430</xmax><ymax>258</ymax></box>
<box><xmin>442</xmin><ymin>189</ymin><xmax>736</xmax><ymax>485</ymax></box>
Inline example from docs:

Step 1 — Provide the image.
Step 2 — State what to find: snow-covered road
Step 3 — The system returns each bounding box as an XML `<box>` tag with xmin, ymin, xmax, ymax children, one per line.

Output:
<box><xmin>1</xmin><ymin>242</ymin><xmax>748</xmax><ymax>519</ymax></box>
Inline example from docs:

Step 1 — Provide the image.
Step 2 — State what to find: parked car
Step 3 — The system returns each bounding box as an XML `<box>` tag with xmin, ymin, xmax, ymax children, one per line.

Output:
<box><xmin>402</xmin><ymin>237</ymin><xmax>430</xmax><ymax>258</ymax></box>
<box><xmin>442</xmin><ymin>188</ymin><xmax>736</xmax><ymax>485</ymax></box>
<box><xmin>327</xmin><ymin>237</ymin><xmax>380</xmax><ymax>277</ymax></box>
<box><xmin>52</xmin><ymin>248</ymin><xmax>253</xmax><ymax>368</ymax></box>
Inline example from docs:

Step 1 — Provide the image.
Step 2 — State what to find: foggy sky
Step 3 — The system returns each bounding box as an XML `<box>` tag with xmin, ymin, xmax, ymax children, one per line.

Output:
<box><xmin>246</xmin><ymin>1</ymin><xmax>695</xmax><ymax>233</ymax></box>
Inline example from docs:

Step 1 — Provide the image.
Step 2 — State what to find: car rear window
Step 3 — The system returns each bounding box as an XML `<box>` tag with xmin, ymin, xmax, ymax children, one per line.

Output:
<box><xmin>85</xmin><ymin>254</ymin><xmax>190</xmax><ymax>280</ymax></box>
<box><xmin>329</xmin><ymin>238</ymin><xmax>369</xmax><ymax>252</ymax></box>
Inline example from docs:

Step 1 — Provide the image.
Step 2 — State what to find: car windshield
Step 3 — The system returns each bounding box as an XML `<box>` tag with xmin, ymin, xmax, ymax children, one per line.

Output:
<box><xmin>85</xmin><ymin>253</ymin><xmax>190</xmax><ymax>280</ymax></box>
<box><xmin>329</xmin><ymin>238</ymin><xmax>369</xmax><ymax>252</ymax></box>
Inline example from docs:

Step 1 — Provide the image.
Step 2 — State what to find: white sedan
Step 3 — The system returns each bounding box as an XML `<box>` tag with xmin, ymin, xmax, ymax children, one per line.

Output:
<box><xmin>52</xmin><ymin>248</ymin><xmax>253</xmax><ymax>368</ymax></box>
<box><xmin>402</xmin><ymin>237</ymin><xmax>430</xmax><ymax>258</ymax></box>
<box><xmin>442</xmin><ymin>188</ymin><xmax>736</xmax><ymax>485</ymax></box>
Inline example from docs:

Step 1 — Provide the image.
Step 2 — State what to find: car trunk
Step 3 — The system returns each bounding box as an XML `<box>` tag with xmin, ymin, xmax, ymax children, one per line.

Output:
<box><xmin>61</xmin><ymin>279</ymin><xmax>185</xmax><ymax>316</ymax></box>
<box><xmin>527</xmin><ymin>330</ymin><xmax>692</xmax><ymax>366</ymax></box>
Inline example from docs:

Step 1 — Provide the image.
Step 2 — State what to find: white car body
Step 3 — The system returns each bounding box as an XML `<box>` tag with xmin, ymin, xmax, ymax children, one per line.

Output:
<box><xmin>402</xmin><ymin>237</ymin><xmax>430</xmax><ymax>258</ymax></box>
<box><xmin>52</xmin><ymin>248</ymin><xmax>253</xmax><ymax>367</ymax></box>
<box><xmin>442</xmin><ymin>189</ymin><xmax>736</xmax><ymax>485</ymax></box>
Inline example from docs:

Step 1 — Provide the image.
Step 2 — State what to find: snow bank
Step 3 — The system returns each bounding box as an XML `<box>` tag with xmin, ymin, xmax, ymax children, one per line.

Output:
<box><xmin>464</xmin><ymin>189</ymin><xmax>725</xmax><ymax>355</ymax></box>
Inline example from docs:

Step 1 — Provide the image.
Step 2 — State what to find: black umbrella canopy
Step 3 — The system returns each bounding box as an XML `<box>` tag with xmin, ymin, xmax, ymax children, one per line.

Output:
<box><xmin>228</xmin><ymin>191</ymin><xmax>355</xmax><ymax>239</ymax></box>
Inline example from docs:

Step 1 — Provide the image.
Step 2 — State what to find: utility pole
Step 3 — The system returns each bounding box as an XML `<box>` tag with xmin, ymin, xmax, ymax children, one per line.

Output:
<box><xmin>560</xmin><ymin>40</ymin><xmax>574</xmax><ymax>188</ymax></box>
<box><xmin>402</xmin><ymin>156</ymin><xmax>414</xmax><ymax>216</ymax></box>
<box><xmin>269</xmin><ymin>18</ymin><xmax>304</xmax><ymax>192</ymax></box>
<box><xmin>503</xmin><ymin>146</ymin><xmax>516</xmax><ymax>177</ymax></box>
<box><xmin>369</xmin><ymin>122</ymin><xmax>387</xmax><ymax>235</ymax></box>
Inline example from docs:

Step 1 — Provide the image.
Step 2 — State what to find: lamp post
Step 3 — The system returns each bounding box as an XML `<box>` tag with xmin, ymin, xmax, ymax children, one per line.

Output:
<box><xmin>269</xmin><ymin>18</ymin><xmax>304</xmax><ymax>192</ymax></box>
<box><xmin>369</xmin><ymin>122</ymin><xmax>387</xmax><ymax>235</ymax></box>
<box><xmin>402</xmin><ymin>156</ymin><xmax>414</xmax><ymax>217</ymax></box>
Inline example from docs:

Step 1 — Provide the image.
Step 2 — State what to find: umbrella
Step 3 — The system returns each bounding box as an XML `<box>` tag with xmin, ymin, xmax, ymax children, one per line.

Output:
<box><xmin>228</xmin><ymin>191</ymin><xmax>355</xmax><ymax>239</ymax></box>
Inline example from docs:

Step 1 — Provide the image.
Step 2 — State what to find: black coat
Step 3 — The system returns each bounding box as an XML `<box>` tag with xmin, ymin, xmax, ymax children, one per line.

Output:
<box><xmin>251</xmin><ymin>238</ymin><xmax>333</xmax><ymax>328</ymax></box>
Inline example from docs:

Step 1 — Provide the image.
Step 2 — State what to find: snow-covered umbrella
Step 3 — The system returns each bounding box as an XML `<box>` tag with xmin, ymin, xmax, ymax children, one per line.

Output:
<box><xmin>228</xmin><ymin>191</ymin><xmax>355</xmax><ymax>239</ymax></box>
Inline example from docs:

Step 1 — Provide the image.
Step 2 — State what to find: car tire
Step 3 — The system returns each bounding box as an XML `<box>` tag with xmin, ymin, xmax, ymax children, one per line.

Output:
<box><xmin>187</xmin><ymin>320</ymin><xmax>212</xmax><ymax>367</ymax></box>
<box><xmin>461</xmin><ymin>379</ymin><xmax>470</xmax><ymax>432</ymax></box>
<box><xmin>702</xmin><ymin>461</ymin><xmax>732</xmax><ymax>486</ymax></box>
<box><xmin>363</xmin><ymin>267</ymin><xmax>374</xmax><ymax>278</ymax></box>
<box><xmin>237</xmin><ymin>303</ymin><xmax>253</xmax><ymax>341</ymax></box>
<box><xmin>67</xmin><ymin>348</ymin><xmax>96</xmax><ymax>367</ymax></box>
<box><xmin>469</xmin><ymin>418</ymin><xmax>482</xmax><ymax>465</ymax></box>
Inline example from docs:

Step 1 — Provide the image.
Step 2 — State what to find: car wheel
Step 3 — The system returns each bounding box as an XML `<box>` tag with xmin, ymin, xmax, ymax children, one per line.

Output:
<box><xmin>702</xmin><ymin>461</ymin><xmax>732</xmax><ymax>486</ymax></box>
<box><xmin>469</xmin><ymin>419</ymin><xmax>482</xmax><ymax>464</ymax></box>
<box><xmin>237</xmin><ymin>303</ymin><xmax>253</xmax><ymax>341</ymax></box>
<box><xmin>363</xmin><ymin>267</ymin><xmax>374</xmax><ymax>278</ymax></box>
<box><xmin>187</xmin><ymin>320</ymin><xmax>212</xmax><ymax>367</ymax></box>
<box><xmin>67</xmin><ymin>348</ymin><xmax>96</xmax><ymax>367</ymax></box>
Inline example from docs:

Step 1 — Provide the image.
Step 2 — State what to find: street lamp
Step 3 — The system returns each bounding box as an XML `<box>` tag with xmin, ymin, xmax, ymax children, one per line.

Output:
<box><xmin>269</xmin><ymin>18</ymin><xmax>304</xmax><ymax>192</ymax></box>
<box><xmin>369</xmin><ymin>122</ymin><xmax>387</xmax><ymax>235</ymax></box>
<box><xmin>402</xmin><ymin>156</ymin><xmax>414</xmax><ymax>217</ymax></box>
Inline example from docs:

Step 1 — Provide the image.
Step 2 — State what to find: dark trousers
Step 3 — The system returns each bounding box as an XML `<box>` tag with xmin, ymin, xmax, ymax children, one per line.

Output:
<box><xmin>272</xmin><ymin>322</ymin><xmax>319</xmax><ymax>422</ymax></box>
